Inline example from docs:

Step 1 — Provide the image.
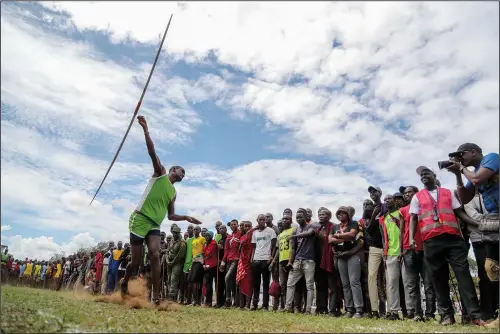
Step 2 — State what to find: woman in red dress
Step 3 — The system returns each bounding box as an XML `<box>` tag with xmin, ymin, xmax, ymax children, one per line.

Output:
<box><xmin>236</xmin><ymin>221</ymin><xmax>255</xmax><ymax>309</ymax></box>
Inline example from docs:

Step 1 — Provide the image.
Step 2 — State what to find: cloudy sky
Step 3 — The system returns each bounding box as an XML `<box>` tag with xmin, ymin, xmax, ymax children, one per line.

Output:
<box><xmin>1</xmin><ymin>2</ymin><xmax>498</xmax><ymax>260</ymax></box>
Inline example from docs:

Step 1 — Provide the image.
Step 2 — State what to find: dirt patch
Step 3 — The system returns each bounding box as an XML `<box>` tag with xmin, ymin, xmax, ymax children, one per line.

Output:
<box><xmin>94</xmin><ymin>279</ymin><xmax>179</xmax><ymax>312</ymax></box>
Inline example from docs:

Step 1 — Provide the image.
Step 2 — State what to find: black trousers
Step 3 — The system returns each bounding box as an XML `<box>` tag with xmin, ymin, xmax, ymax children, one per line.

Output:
<box><xmin>216</xmin><ymin>266</ymin><xmax>226</xmax><ymax>307</ymax></box>
<box><xmin>315</xmin><ymin>266</ymin><xmax>337</xmax><ymax>314</ymax></box>
<box><xmin>251</xmin><ymin>260</ymin><xmax>271</xmax><ymax>308</ymax></box>
<box><xmin>472</xmin><ymin>241</ymin><xmax>499</xmax><ymax>319</ymax></box>
<box><xmin>204</xmin><ymin>267</ymin><xmax>217</xmax><ymax>305</ymax></box>
<box><xmin>424</xmin><ymin>234</ymin><xmax>481</xmax><ymax>320</ymax></box>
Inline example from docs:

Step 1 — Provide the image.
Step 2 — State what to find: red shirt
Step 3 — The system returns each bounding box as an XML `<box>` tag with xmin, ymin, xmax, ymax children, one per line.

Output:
<box><xmin>203</xmin><ymin>240</ymin><xmax>218</xmax><ymax>269</ymax></box>
<box><xmin>222</xmin><ymin>231</ymin><xmax>242</xmax><ymax>263</ymax></box>
<box><xmin>400</xmin><ymin>205</ymin><xmax>423</xmax><ymax>251</ymax></box>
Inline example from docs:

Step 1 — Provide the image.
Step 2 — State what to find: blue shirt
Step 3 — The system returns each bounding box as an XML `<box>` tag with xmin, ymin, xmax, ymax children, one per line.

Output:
<box><xmin>41</xmin><ymin>265</ymin><xmax>47</xmax><ymax>280</ymax></box>
<box><xmin>466</xmin><ymin>152</ymin><xmax>499</xmax><ymax>213</ymax></box>
<box><xmin>19</xmin><ymin>264</ymin><xmax>25</xmax><ymax>276</ymax></box>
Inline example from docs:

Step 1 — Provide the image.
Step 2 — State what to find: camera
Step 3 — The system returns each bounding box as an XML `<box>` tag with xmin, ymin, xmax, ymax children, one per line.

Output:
<box><xmin>437</xmin><ymin>160</ymin><xmax>454</xmax><ymax>169</ymax></box>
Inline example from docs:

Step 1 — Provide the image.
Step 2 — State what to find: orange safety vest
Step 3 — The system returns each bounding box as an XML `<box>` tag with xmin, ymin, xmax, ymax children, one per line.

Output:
<box><xmin>415</xmin><ymin>187</ymin><xmax>461</xmax><ymax>241</ymax></box>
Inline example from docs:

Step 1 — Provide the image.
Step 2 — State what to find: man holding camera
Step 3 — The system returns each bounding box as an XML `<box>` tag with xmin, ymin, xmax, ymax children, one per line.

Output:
<box><xmin>409</xmin><ymin>166</ymin><xmax>485</xmax><ymax>326</ymax></box>
<box><xmin>446</xmin><ymin>143</ymin><xmax>498</xmax><ymax>214</ymax></box>
<box><xmin>446</xmin><ymin>143</ymin><xmax>499</xmax><ymax>322</ymax></box>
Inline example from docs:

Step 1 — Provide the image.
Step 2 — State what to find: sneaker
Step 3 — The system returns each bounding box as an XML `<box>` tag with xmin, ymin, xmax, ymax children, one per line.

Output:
<box><xmin>353</xmin><ymin>312</ymin><xmax>364</xmax><ymax>319</ymax></box>
<box><xmin>250</xmin><ymin>305</ymin><xmax>257</xmax><ymax>311</ymax></box>
<box><xmin>344</xmin><ymin>312</ymin><xmax>354</xmax><ymax>318</ymax></box>
<box><xmin>472</xmin><ymin>319</ymin><xmax>488</xmax><ymax>327</ymax></box>
<box><xmin>406</xmin><ymin>312</ymin><xmax>415</xmax><ymax>320</ymax></box>
<box><xmin>412</xmin><ymin>315</ymin><xmax>425</xmax><ymax>322</ymax></box>
<box><xmin>440</xmin><ymin>315</ymin><xmax>456</xmax><ymax>326</ymax></box>
<box><xmin>371</xmin><ymin>311</ymin><xmax>380</xmax><ymax>319</ymax></box>
<box><xmin>424</xmin><ymin>315</ymin><xmax>435</xmax><ymax>322</ymax></box>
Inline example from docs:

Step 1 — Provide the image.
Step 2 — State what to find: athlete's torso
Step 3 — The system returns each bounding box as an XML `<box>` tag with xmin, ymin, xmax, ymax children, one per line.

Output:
<box><xmin>135</xmin><ymin>174</ymin><xmax>176</xmax><ymax>225</ymax></box>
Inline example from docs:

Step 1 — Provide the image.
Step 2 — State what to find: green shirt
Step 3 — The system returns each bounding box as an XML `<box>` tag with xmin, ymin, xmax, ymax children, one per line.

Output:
<box><xmin>136</xmin><ymin>175</ymin><xmax>176</xmax><ymax>225</ymax></box>
<box><xmin>278</xmin><ymin>227</ymin><xmax>295</xmax><ymax>262</ymax></box>
<box><xmin>1</xmin><ymin>253</ymin><xmax>7</xmax><ymax>264</ymax></box>
<box><xmin>383</xmin><ymin>210</ymin><xmax>401</xmax><ymax>256</ymax></box>
<box><xmin>183</xmin><ymin>237</ymin><xmax>193</xmax><ymax>272</ymax></box>
<box><xmin>215</xmin><ymin>234</ymin><xmax>222</xmax><ymax>243</ymax></box>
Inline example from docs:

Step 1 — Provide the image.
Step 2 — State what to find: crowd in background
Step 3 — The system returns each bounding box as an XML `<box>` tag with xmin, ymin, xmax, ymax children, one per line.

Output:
<box><xmin>1</xmin><ymin>143</ymin><xmax>498</xmax><ymax>329</ymax></box>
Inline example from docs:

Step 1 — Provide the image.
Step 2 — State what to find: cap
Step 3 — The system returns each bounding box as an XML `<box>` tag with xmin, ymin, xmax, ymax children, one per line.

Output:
<box><xmin>393</xmin><ymin>192</ymin><xmax>404</xmax><ymax>198</ymax></box>
<box><xmin>448</xmin><ymin>143</ymin><xmax>482</xmax><ymax>158</ymax></box>
<box><xmin>398</xmin><ymin>186</ymin><xmax>407</xmax><ymax>194</ymax></box>
<box><xmin>206</xmin><ymin>230</ymin><xmax>214</xmax><ymax>238</ymax></box>
<box><xmin>416</xmin><ymin>166</ymin><xmax>435</xmax><ymax>175</ymax></box>
<box><xmin>368</xmin><ymin>186</ymin><xmax>382</xmax><ymax>194</ymax></box>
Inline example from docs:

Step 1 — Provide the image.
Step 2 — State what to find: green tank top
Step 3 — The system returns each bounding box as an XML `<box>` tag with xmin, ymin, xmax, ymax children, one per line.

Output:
<box><xmin>278</xmin><ymin>227</ymin><xmax>296</xmax><ymax>262</ymax></box>
<box><xmin>136</xmin><ymin>174</ymin><xmax>176</xmax><ymax>225</ymax></box>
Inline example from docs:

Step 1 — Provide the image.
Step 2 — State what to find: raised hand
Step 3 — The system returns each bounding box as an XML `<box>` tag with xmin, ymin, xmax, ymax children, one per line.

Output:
<box><xmin>137</xmin><ymin>115</ymin><xmax>148</xmax><ymax>131</ymax></box>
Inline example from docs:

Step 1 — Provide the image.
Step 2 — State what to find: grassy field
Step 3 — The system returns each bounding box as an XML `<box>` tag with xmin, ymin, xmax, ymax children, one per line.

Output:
<box><xmin>1</xmin><ymin>285</ymin><xmax>497</xmax><ymax>333</ymax></box>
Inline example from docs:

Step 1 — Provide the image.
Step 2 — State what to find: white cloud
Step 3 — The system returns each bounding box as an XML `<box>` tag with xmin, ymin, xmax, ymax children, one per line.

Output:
<box><xmin>1</xmin><ymin>225</ymin><xmax>12</xmax><ymax>231</ymax></box>
<box><xmin>2</xmin><ymin>233</ymin><xmax>98</xmax><ymax>261</ymax></box>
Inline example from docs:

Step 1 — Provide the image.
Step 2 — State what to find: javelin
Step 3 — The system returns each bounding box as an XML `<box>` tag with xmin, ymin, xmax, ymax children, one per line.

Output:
<box><xmin>89</xmin><ymin>14</ymin><xmax>173</xmax><ymax>206</ymax></box>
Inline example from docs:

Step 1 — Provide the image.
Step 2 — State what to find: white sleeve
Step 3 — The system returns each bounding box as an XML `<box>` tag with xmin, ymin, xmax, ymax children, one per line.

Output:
<box><xmin>251</xmin><ymin>232</ymin><xmax>257</xmax><ymax>243</ymax></box>
<box><xmin>409</xmin><ymin>196</ymin><xmax>420</xmax><ymax>215</ymax></box>
<box><xmin>451</xmin><ymin>191</ymin><xmax>462</xmax><ymax>210</ymax></box>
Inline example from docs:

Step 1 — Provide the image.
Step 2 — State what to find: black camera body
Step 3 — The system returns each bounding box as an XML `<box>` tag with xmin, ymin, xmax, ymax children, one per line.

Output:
<box><xmin>437</xmin><ymin>160</ymin><xmax>454</xmax><ymax>169</ymax></box>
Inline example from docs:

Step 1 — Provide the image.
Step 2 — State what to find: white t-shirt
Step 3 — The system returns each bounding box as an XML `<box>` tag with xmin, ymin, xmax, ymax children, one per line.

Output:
<box><xmin>409</xmin><ymin>188</ymin><xmax>461</xmax><ymax>215</ymax></box>
<box><xmin>63</xmin><ymin>261</ymin><xmax>71</xmax><ymax>275</ymax></box>
<box><xmin>251</xmin><ymin>227</ymin><xmax>277</xmax><ymax>261</ymax></box>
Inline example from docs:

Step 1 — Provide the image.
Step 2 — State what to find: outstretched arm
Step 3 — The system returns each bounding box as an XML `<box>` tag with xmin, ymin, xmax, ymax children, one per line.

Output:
<box><xmin>167</xmin><ymin>197</ymin><xmax>202</xmax><ymax>224</ymax></box>
<box><xmin>137</xmin><ymin>116</ymin><xmax>165</xmax><ymax>177</ymax></box>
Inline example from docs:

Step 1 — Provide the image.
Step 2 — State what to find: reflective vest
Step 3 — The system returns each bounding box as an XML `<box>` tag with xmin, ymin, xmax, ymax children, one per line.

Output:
<box><xmin>415</xmin><ymin>188</ymin><xmax>461</xmax><ymax>241</ymax></box>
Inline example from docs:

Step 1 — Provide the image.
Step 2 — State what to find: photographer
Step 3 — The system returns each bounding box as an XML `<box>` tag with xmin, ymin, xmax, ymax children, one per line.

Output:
<box><xmin>446</xmin><ymin>143</ymin><xmax>498</xmax><ymax>213</ymax></box>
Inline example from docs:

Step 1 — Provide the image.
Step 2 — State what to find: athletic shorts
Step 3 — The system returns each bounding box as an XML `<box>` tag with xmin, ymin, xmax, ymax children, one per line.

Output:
<box><xmin>129</xmin><ymin>212</ymin><xmax>161</xmax><ymax>245</ymax></box>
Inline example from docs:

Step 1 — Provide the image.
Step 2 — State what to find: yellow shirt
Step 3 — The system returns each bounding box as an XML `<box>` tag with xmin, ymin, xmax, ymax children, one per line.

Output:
<box><xmin>34</xmin><ymin>265</ymin><xmax>41</xmax><ymax>276</ymax></box>
<box><xmin>112</xmin><ymin>249</ymin><xmax>123</xmax><ymax>261</ymax></box>
<box><xmin>24</xmin><ymin>263</ymin><xmax>33</xmax><ymax>275</ymax></box>
<box><xmin>191</xmin><ymin>236</ymin><xmax>206</xmax><ymax>260</ymax></box>
<box><xmin>55</xmin><ymin>264</ymin><xmax>62</xmax><ymax>278</ymax></box>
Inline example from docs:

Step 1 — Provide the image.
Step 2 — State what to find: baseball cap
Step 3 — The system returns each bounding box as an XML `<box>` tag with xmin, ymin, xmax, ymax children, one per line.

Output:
<box><xmin>398</xmin><ymin>186</ymin><xmax>407</xmax><ymax>194</ymax></box>
<box><xmin>448</xmin><ymin>143</ymin><xmax>482</xmax><ymax>158</ymax></box>
<box><xmin>368</xmin><ymin>186</ymin><xmax>382</xmax><ymax>193</ymax></box>
<box><xmin>416</xmin><ymin>166</ymin><xmax>435</xmax><ymax>175</ymax></box>
<box><xmin>393</xmin><ymin>192</ymin><xmax>404</xmax><ymax>198</ymax></box>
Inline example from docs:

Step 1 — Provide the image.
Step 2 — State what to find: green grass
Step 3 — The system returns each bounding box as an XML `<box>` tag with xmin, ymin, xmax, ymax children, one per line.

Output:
<box><xmin>1</xmin><ymin>286</ymin><xmax>496</xmax><ymax>333</ymax></box>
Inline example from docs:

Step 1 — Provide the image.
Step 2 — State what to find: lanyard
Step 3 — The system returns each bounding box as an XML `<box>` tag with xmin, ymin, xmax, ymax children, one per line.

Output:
<box><xmin>425</xmin><ymin>188</ymin><xmax>441</xmax><ymax>222</ymax></box>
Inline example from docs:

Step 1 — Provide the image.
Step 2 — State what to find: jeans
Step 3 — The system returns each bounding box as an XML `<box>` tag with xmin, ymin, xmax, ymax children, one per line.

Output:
<box><xmin>337</xmin><ymin>253</ymin><xmax>364</xmax><ymax>313</ymax></box>
<box><xmin>472</xmin><ymin>241</ymin><xmax>499</xmax><ymax>319</ymax></box>
<box><xmin>403</xmin><ymin>249</ymin><xmax>436</xmax><ymax>317</ymax></box>
<box><xmin>315</xmin><ymin>266</ymin><xmax>337</xmax><ymax>314</ymax></box>
<box><xmin>251</xmin><ymin>260</ymin><xmax>271</xmax><ymax>308</ymax></box>
<box><xmin>368</xmin><ymin>246</ymin><xmax>387</xmax><ymax>313</ymax></box>
<box><xmin>424</xmin><ymin>234</ymin><xmax>481</xmax><ymax>320</ymax></box>
<box><xmin>225</xmin><ymin>260</ymin><xmax>238</xmax><ymax>305</ymax></box>
<box><xmin>384</xmin><ymin>255</ymin><xmax>401</xmax><ymax>313</ymax></box>
<box><xmin>285</xmin><ymin>260</ymin><xmax>315</xmax><ymax>312</ymax></box>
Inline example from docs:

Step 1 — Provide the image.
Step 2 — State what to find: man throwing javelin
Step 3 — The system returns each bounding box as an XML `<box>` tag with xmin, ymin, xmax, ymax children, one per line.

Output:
<box><xmin>121</xmin><ymin>115</ymin><xmax>202</xmax><ymax>305</ymax></box>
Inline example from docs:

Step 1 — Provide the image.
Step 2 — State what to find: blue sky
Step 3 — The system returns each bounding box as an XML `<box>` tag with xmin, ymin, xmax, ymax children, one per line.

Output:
<box><xmin>1</xmin><ymin>1</ymin><xmax>498</xmax><ymax>259</ymax></box>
